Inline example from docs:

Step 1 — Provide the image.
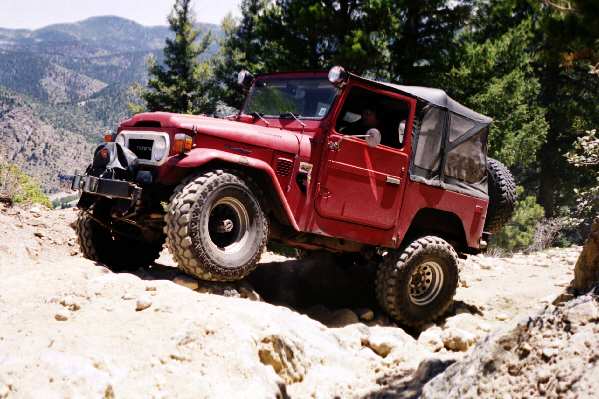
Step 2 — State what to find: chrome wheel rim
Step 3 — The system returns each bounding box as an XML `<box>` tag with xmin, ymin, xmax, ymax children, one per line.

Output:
<box><xmin>207</xmin><ymin>196</ymin><xmax>250</xmax><ymax>254</ymax></box>
<box><xmin>408</xmin><ymin>261</ymin><xmax>444</xmax><ymax>306</ymax></box>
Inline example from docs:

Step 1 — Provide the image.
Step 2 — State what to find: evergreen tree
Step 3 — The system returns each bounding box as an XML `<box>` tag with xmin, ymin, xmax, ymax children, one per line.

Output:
<box><xmin>143</xmin><ymin>0</ymin><xmax>214</xmax><ymax>114</ymax></box>
<box><xmin>442</xmin><ymin>17</ymin><xmax>548</xmax><ymax>174</ymax></box>
<box><xmin>386</xmin><ymin>0</ymin><xmax>473</xmax><ymax>85</ymax></box>
<box><xmin>446</xmin><ymin>0</ymin><xmax>599</xmax><ymax>217</ymax></box>
<box><xmin>212</xmin><ymin>0</ymin><xmax>268</xmax><ymax>109</ymax></box>
<box><xmin>535</xmin><ymin>0</ymin><xmax>599</xmax><ymax>216</ymax></box>
<box><xmin>255</xmin><ymin>0</ymin><xmax>392</xmax><ymax>75</ymax></box>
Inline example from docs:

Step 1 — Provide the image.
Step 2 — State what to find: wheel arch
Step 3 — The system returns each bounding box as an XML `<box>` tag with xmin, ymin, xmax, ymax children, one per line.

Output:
<box><xmin>402</xmin><ymin>208</ymin><xmax>468</xmax><ymax>253</ymax></box>
<box><xmin>169</xmin><ymin>149</ymin><xmax>299</xmax><ymax>231</ymax></box>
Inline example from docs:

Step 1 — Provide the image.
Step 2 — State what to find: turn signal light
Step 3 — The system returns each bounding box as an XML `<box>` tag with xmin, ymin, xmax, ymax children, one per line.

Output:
<box><xmin>174</xmin><ymin>133</ymin><xmax>193</xmax><ymax>154</ymax></box>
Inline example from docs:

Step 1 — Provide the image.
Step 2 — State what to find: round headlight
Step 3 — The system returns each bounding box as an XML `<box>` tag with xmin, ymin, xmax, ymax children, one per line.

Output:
<box><xmin>114</xmin><ymin>134</ymin><xmax>125</xmax><ymax>146</ymax></box>
<box><xmin>153</xmin><ymin>136</ymin><xmax>167</xmax><ymax>161</ymax></box>
<box><xmin>328</xmin><ymin>66</ymin><xmax>348</xmax><ymax>86</ymax></box>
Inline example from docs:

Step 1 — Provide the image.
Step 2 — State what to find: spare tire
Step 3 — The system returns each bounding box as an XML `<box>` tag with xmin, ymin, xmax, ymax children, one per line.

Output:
<box><xmin>485</xmin><ymin>158</ymin><xmax>516</xmax><ymax>234</ymax></box>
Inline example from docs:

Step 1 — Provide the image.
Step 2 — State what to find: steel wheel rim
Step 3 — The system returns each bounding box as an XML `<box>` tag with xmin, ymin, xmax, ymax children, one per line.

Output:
<box><xmin>408</xmin><ymin>261</ymin><xmax>444</xmax><ymax>306</ymax></box>
<box><xmin>207</xmin><ymin>196</ymin><xmax>250</xmax><ymax>254</ymax></box>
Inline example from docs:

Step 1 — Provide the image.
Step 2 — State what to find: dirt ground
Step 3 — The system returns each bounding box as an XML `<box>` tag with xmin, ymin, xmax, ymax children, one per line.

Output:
<box><xmin>0</xmin><ymin>205</ymin><xmax>584</xmax><ymax>398</ymax></box>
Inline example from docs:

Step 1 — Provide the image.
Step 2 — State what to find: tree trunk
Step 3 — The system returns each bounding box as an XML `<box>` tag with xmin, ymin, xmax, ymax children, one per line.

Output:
<box><xmin>573</xmin><ymin>218</ymin><xmax>599</xmax><ymax>293</ymax></box>
<box><xmin>538</xmin><ymin>143</ymin><xmax>557</xmax><ymax>218</ymax></box>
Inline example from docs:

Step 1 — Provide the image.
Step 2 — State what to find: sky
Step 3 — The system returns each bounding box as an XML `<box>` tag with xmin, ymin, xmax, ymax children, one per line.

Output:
<box><xmin>0</xmin><ymin>0</ymin><xmax>241</xmax><ymax>30</ymax></box>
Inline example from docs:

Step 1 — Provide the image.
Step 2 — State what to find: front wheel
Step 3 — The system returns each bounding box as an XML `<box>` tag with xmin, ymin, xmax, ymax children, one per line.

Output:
<box><xmin>165</xmin><ymin>170</ymin><xmax>268</xmax><ymax>282</ymax></box>
<box><xmin>76</xmin><ymin>211</ymin><xmax>164</xmax><ymax>271</ymax></box>
<box><xmin>375</xmin><ymin>236</ymin><xmax>458</xmax><ymax>327</ymax></box>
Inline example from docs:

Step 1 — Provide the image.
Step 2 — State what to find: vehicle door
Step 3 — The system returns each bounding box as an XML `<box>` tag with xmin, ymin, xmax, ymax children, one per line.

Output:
<box><xmin>315</xmin><ymin>85</ymin><xmax>413</xmax><ymax>229</ymax></box>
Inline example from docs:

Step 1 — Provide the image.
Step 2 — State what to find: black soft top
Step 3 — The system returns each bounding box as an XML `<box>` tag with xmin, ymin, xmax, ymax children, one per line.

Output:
<box><xmin>386</xmin><ymin>84</ymin><xmax>492</xmax><ymax>124</ymax></box>
<box><xmin>352</xmin><ymin>73</ymin><xmax>492</xmax><ymax>125</ymax></box>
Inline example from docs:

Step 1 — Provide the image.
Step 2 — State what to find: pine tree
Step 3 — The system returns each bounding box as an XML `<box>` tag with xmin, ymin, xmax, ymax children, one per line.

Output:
<box><xmin>143</xmin><ymin>0</ymin><xmax>214</xmax><ymax>114</ymax></box>
<box><xmin>212</xmin><ymin>0</ymin><xmax>268</xmax><ymax>109</ymax></box>
<box><xmin>255</xmin><ymin>0</ymin><xmax>392</xmax><ymax>74</ymax></box>
<box><xmin>535</xmin><ymin>0</ymin><xmax>599</xmax><ymax>216</ymax></box>
<box><xmin>386</xmin><ymin>0</ymin><xmax>473</xmax><ymax>85</ymax></box>
<box><xmin>442</xmin><ymin>18</ymin><xmax>548</xmax><ymax>171</ymax></box>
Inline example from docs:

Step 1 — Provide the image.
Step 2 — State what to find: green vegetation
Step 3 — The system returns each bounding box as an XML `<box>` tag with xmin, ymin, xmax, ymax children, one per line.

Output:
<box><xmin>490</xmin><ymin>188</ymin><xmax>545</xmax><ymax>252</ymax></box>
<box><xmin>0</xmin><ymin>163</ymin><xmax>51</xmax><ymax>207</ymax></box>
<box><xmin>142</xmin><ymin>0</ymin><xmax>214</xmax><ymax>115</ymax></box>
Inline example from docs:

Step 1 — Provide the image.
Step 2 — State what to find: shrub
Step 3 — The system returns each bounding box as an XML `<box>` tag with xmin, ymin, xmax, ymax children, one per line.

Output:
<box><xmin>528</xmin><ymin>217</ymin><xmax>570</xmax><ymax>252</ymax></box>
<box><xmin>490</xmin><ymin>187</ymin><xmax>544</xmax><ymax>252</ymax></box>
<box><xmin>0</xmin><ymin>162</ymin><xmax>51</xmax><ymax>208</ymax></box>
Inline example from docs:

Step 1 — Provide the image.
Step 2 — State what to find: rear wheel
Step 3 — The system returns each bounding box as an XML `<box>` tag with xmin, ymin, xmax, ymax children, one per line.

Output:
<box><xmin>76</xmin><ymin>211</ymin><xmax>164</xmax><ymax>271</ymax></box>
<box><xmin>375</xmin><ymin>236</ymin><xmax>458</xmax><ymax>327</ymax></box>
<box><xmin>165</xmin><ymin>170</ymin><xmax>268</xmax><ymax>282</ymax></box>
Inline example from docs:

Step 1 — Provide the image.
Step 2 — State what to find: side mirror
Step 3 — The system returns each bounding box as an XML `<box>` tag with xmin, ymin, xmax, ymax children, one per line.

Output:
<box><xmin>237</xmin><ymin>70</ymin><xmax>255</xmax><ymax>89</ymax></box>
<box><xmin>366</xmin><ymin>128</ymin><xmax>381</xmax><ymax>148</ymax></box>
<box><xmin>328</xmin><ymin>65</ymin><xmax>349</xmax><ymax>87</ymax></box>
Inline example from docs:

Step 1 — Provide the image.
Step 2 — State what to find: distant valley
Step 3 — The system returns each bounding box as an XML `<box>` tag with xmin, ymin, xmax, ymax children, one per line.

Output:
<box><xmin>0</xmin><ymin>16</ymin><xmax>221</xmax><ymax>192</ymax></box>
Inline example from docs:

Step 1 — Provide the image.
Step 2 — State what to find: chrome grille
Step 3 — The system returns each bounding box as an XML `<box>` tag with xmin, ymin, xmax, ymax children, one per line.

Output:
<box><xmin>128</xmin><ymin>139</ymin><xmax>154</xmax><ymax>160</ymax></box>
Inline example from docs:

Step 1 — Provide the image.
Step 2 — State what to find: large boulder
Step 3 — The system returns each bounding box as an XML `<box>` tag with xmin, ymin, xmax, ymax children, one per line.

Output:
<box><xmin>573</xmin><ymin>218</ymin><xmax>599</xmax><ymax>293</ymax></box>
<box><xmin>421</xmin><ymin>294</ymin><xmax>599</xmax><ymax>398</ymax></box>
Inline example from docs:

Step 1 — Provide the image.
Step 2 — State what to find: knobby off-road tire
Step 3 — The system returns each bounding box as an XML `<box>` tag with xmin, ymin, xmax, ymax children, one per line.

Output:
<box><xmin>376</xmin><ymin>236</ymin><xmax>459</xmax><ymax>327</ymax></box>
<box><xmin>76</xmin><ymin>212</ymin><xmax>163</xmax><ymax>271</ymax></box>
<box><xmin>485</xmin><ymin>157</ymin><xmax>516</xmax><ymax>234</ymax></box>
<box><xmin>165</xmin><ymin>170</ymin><xmax>268</xmax><ymax>282</ymax></box>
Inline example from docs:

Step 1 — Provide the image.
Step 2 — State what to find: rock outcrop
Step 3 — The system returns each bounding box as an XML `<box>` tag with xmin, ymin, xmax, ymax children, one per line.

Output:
<box><xmin>573</xmin><ymin>218</ymin><xmax>599</xmax><ymax>293</ymax></box>
<box><xmin>421</xmin><ymin>293</ymin><xmax>599</xmax><ymax>398</ymax></box>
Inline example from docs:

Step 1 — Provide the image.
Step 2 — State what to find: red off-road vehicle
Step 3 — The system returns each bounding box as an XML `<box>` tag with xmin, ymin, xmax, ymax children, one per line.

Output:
<box><xmin>73</xmin><ymin>67</ymin><xmax>515</xmax><ymax>326</ymax></box>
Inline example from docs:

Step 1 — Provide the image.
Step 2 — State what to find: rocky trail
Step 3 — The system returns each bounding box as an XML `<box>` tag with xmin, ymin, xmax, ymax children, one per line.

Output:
<box><xmin>0</xmin><ymin>205</ymin><xmax>596</xmax><ymax>398</ymax></box>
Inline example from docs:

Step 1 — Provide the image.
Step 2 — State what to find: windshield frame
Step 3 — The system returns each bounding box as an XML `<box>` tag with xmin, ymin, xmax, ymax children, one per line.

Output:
<box><xmin>241</xmin><ymin>74</ymin><xmax>340</xmax><ymax>120</ymax></box>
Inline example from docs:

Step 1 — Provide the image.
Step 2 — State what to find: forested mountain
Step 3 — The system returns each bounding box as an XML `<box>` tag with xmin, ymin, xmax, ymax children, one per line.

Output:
<box><xmin>0</xmin><ymin>16</ymin><xmax>221</xmax><ymax>192</ymax></box>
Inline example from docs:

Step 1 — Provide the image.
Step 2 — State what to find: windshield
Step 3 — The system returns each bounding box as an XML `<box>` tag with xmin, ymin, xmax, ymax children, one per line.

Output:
<box><xmin>244</xmin><ymin>77</ymin><xmax>338</xmax><ymax>119</ymax></box>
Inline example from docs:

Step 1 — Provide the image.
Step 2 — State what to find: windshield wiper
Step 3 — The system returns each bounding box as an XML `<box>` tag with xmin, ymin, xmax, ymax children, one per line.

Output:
<box><xmin>249</xmin><ymin>111</ymin><xmax>270</xmax><ymax>126</ymax></box>
<box><xmin>279</xmin><ymin>112</ymin><xmax>306</xmax><ymax>129</ymax></box>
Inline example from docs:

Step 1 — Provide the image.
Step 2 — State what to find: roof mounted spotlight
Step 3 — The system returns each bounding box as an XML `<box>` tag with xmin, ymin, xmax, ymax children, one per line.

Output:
<box><xmin>328</xmin><ymin>66</ymin><xmax>349</xmax><ymax>87</ymax></box>
<box><xmin>237</xmin><ymin>70</ymin><xmax>255</xmax><ymax>89</ymax></box>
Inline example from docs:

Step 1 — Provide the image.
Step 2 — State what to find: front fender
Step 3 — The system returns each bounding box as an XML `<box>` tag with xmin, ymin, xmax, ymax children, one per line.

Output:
<box><xmin>159</xmin><ymin>148</ymin><xmax>299</xmax><ymax>231</ymax></box>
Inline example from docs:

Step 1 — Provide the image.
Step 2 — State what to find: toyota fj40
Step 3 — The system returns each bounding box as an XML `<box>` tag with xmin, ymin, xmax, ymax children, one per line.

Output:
<box><xmin>73</xmin><ymin>66</ymin><xmax>515</xmax><ymax>326</ymax></box>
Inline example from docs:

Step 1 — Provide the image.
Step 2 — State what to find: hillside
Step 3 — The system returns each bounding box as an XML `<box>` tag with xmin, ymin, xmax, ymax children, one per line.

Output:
<box><xmin>0</xmin><ymin>16</ymin><xmax>222</xmax><ymax>192</ymax></box>
<box><xmin>0</xmin><ymin>87</ymin><xmax>95</xmax><ymax>192</ymax></box>
<box><xmin>0</xmin><ymin>16</ymin><xmax>221</xmax><ymax>97</ymax></box>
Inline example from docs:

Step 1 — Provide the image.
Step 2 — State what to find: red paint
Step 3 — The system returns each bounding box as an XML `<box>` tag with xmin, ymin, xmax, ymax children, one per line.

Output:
<box><xmin>119</xmin><ymin>71</ymin><xmax>488</xmax><ymax>251</ymax></box>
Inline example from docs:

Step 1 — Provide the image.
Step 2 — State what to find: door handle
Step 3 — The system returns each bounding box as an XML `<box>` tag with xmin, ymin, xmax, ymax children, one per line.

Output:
<box><xmin>386</xmin><ymin>176</ymin><xmax>401</xmax><ymax>185</ymax></box>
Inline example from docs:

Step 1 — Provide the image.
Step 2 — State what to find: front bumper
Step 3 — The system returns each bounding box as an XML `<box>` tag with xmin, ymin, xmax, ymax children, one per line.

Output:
<box><xmin>72</xmin><ymin>175</ymin><xmax>142</xmax><ymax>202</ymax></box>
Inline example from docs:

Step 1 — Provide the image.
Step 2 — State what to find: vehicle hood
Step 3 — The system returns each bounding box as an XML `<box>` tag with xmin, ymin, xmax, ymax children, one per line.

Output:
<box><xmin>121</xmin><ymin>112</ymin><xmax>302</xmax><ymax>154</ymax></box>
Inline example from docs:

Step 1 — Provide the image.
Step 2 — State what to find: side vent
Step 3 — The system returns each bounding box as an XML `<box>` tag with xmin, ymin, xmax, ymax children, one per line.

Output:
<box><xmin>275</xmin><ymin>158</ymin><xmax>294</xmax><ymax>177</ymax></box>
